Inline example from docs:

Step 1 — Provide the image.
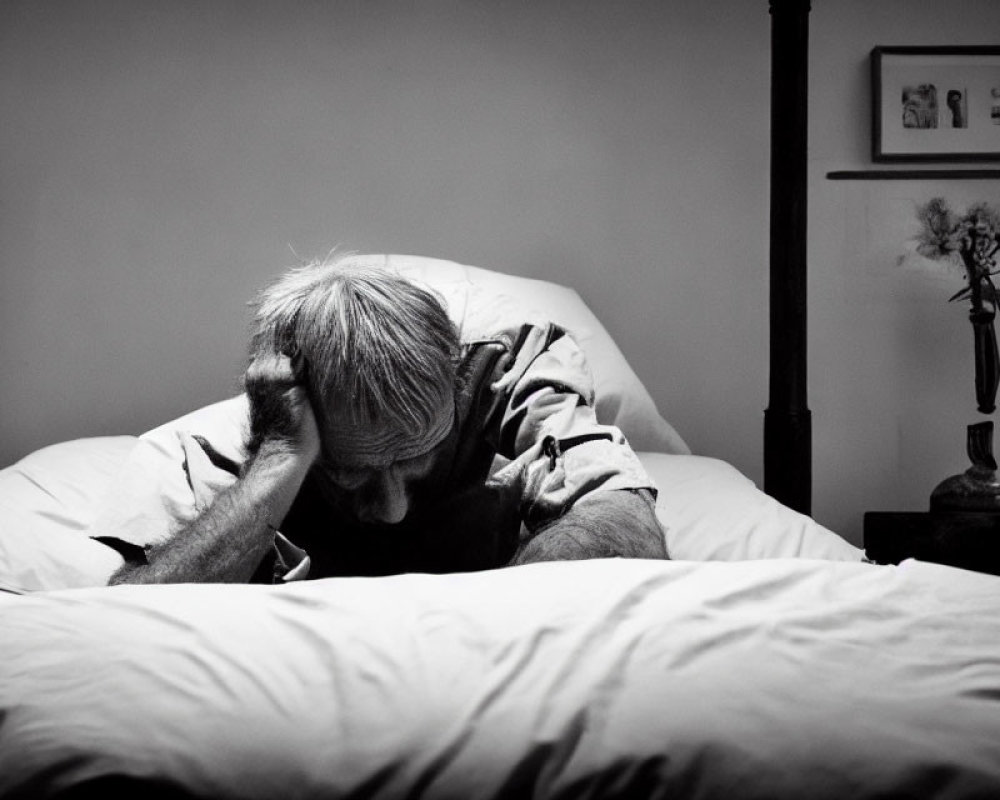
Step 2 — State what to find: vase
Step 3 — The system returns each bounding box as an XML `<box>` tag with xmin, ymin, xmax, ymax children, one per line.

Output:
<box><xmin>970</xmin><ymin>308</ymin><xmax>1000</xmax><ymax>414</ymax></box>
<box><xmin>930</xmin><ymin>421</ymin><xmax>1000</xmax><ymax>511</ymax></box>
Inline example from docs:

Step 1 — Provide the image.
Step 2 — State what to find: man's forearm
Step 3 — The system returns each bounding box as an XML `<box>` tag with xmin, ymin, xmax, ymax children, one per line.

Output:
<box><xmin>108</xmin><ymin>445</ymin><xmax>312</xmax><ymax>585</ymax></box>
<box><xmin>510</xmin><ymin>489</ymin><xmax>667</xmax><ymax>565</ymax></box>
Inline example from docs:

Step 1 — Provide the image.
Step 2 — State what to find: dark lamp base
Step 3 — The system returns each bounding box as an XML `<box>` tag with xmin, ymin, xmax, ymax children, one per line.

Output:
<box><xmin>930</xmin><ymin>421</ymin><xmax>1000</xmax><ymax>511</ymax></box>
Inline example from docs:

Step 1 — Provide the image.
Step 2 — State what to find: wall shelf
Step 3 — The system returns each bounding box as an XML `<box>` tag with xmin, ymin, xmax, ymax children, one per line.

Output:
<box><xmin>827</xmin><ymin>170</ymin><xmax>1000</xmax><ymax>180</ymax></box>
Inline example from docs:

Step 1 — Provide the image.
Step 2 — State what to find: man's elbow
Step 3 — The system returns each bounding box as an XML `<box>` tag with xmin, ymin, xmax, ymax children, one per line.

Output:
<box><xmin>581</xmin><ymin>488</ymin><xmax>667</xmax><ymax>559</ymax></box>
<box><xmin>513</xmin><ymin>489</ymin><xmax>668</xmax><ymax>564</ymax></box>
<box><xmin>617</xmin><ymin>490</ymin><xmax>669</xmax><ymax>559</ymax></box>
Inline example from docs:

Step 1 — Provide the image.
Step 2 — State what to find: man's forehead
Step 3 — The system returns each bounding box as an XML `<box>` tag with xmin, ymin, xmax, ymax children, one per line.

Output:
<box><xmin>320</xmin><ymin>400</ymin><xmax>455</xmax><ymax>469</ymax></box>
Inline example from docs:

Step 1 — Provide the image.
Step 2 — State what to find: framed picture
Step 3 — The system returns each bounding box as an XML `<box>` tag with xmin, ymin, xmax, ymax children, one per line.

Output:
<box><xmin>871</xmin><ymin>46</ymin><xmax>1000</xmax><ymax>162</ymax></box>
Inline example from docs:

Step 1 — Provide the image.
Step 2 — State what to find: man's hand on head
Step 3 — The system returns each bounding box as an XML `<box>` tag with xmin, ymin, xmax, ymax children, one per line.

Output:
<box><xmin>244</xmin><ymin>352</ymin><xmax>321</xmax><ymax>464</ymax></box>
<box><xmin>109</xmin><ymin>350</ymin><xmax>321</xmax><ymax>586</ymax></box>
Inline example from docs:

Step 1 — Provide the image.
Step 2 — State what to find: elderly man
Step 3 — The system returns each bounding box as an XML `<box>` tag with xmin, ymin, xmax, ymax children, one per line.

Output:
<box><xmin>109</xmin><ymin>257</ymin><xmax>666</xmax><ymax>584</ymax></box>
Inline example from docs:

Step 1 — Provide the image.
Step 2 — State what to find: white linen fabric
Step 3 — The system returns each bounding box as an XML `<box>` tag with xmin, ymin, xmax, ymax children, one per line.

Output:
<box><xmin>643</xmin><ymin>452</ymin><xmax>864</xmax><ymax>561</ymax></box>
<box><xmin>0</xmin><ymin>432</ymin><xmax>862</xmax><ymax>593</ymax></box>
<box><xmin>1</xmin><ymin>557</ymin><xmax>998</xmax><ymax>799</ymax></box>
<box><xmin>0</xmin><ymin>437</ymin><xmax>134</xmax><ymax>593</ymax></box>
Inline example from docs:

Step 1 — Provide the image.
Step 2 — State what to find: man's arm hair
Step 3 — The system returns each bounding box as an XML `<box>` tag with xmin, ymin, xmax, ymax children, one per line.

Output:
<box><xmin>108</xmin><ymin>444</ymin><xmax>311</xmax><ymax>585</ymax></box>
<box><xmin>510</xmin><ymin>488</ymin><xmax>667</xmax><ymax>565</ymax></box>
<box><xmin>109</xmin><ymin>353</ymin><xmax>320</xmax><ymax>586</ymax></box>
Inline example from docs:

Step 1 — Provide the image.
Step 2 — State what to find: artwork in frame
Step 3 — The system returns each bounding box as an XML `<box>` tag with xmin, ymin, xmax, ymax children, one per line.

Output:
<box><xmin>871</xmin><ymin>46</ymin><xmax>1000</xmax><ymax>163</ymax></box>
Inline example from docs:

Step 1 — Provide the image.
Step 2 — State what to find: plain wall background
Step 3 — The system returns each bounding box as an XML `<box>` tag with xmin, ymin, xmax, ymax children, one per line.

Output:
<box><xmin>0</xmin><ymin>1</ymin><xmax>770</xmax><ymax>477</ymax></box>
<box><xmin>3</xmin><ymin>0</ymin><xmax>999</xmax><ymax>546</ymax></box>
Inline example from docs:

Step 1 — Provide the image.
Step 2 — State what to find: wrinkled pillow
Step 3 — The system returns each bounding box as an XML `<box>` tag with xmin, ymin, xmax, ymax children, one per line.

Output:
<box><xmin>640</xmin><ymin>452</ymin><xmax>864</xmax><ymax>561</ymax></box>
<box><xmin>0</xmin><ymin>437</ymin><xmax>134</xmax><ymax>592</ymax></box>
<box><xmin>85</xmin><ymin>396</ymin><xmax>249</xmax><ymax>553</ymax></box>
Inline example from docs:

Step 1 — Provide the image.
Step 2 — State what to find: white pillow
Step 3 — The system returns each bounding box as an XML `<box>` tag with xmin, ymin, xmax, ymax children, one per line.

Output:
<box><xmin>85</xmin><ymin>396</ymin><xmax>251</xmax><ymax>553</ymax></box>
<box><xmin>353</xmin><ymin>254</ymin><xmax>689</xmax><ymax>455</ymax></box>
<box><xmin>639</xmin><ymin>452</ymin><xmax>864</xmax><ymax>561</ymax></box>
<box><xmin>0</xmin><ymin>437</ymin><xmax>135</xmax><ymax>593</ymax></box>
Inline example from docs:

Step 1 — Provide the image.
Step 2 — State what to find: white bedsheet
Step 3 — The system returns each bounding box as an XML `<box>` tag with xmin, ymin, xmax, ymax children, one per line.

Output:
<box><xmin>2</xmin><ymin>557</ymin><xmax>998</xmax><ymax>799</ymax></box>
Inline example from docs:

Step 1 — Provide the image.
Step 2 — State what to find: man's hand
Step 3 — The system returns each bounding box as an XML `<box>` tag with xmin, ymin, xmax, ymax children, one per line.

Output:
<box><xmin>244</xmin><ymin>352</ymin><xmax>321</xmax><ymax>463</ymax></box>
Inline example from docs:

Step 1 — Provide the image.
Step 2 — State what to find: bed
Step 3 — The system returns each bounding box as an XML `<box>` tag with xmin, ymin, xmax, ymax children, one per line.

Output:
<box><xmin>3</xmin><ymin>5</ymin><xmax>1000</xmax><ymax>800</ymax></box>
<box><xmin>3</xmin><ymin>253</ymin><xmax>999</xmax><ymax>799</ymax></box>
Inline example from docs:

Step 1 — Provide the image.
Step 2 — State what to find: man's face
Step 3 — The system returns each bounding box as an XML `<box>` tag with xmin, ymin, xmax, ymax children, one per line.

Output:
<box><xmin>314</xmin><ymin>398</ymin><xmax>457</xmax><ymax>526</ymax></box>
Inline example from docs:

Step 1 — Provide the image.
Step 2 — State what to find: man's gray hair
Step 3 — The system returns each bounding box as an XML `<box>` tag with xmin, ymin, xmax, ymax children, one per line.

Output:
<box><xmin>248</xmin><ymin>255</ymin><xmax>460</xmax><ymax>435</ymax></box>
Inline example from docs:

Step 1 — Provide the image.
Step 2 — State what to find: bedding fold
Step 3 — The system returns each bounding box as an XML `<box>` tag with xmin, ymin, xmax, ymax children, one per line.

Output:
<box><xmin>2</xmin><ymin>557</ymin><xmax>998</xmax><ymax>799</ymax></box>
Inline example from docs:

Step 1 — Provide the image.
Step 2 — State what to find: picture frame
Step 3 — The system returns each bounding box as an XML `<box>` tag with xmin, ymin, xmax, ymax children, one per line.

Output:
<box><xmin>871</xmin><ymin>46</ymin><xmax>1000</xmax><ymax>163</ymax></box>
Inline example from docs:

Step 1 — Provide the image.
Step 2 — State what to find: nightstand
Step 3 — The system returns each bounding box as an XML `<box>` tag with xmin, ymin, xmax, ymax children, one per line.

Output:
<box><xmin>864</xmin><ymin>511</ymin><xmax>1000</xmax><ymax>576</ymax></box>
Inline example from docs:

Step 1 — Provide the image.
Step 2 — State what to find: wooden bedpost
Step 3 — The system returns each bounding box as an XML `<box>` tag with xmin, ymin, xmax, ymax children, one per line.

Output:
<box><xmin>764</xmin><ymin>0</ymin><xmax>811</xmax><ymax>515</ymax></box>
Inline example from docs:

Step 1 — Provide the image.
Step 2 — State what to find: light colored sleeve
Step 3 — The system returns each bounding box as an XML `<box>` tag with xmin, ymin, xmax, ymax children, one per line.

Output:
<box><xmin>488</xmin><ymin>325</ymin><xmax>658</xmax><ymax>532</ymax></box>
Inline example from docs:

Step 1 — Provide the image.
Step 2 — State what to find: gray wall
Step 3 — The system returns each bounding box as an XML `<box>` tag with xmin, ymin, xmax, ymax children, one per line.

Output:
<box><xmin>0</xmin><ymin>0</ymin><xmax>770</xmax><ymax>481</ymax></box>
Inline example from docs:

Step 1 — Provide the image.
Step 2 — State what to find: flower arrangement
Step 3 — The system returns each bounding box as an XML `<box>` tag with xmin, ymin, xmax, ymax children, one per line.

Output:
<box><xmin>915</xmin><ymin>197</ymin><xmax>1000</xmax><ymax>312</ymax></box>
<box><xmin>913</xmin><ymin>198</ymin><xmax>1000</xmax><ymax>506</ymax></box>
<box><xmin>913</xmin><ymin>197</ymin><xmax>1000</xmax><ymax>415</ymax></box>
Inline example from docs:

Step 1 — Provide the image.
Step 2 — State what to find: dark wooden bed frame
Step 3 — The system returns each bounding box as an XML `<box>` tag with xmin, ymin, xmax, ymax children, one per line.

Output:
<box><xmin>764</xmin><ymin>0</ymin><xmax>811</xmax><ymax>515</ymax></box>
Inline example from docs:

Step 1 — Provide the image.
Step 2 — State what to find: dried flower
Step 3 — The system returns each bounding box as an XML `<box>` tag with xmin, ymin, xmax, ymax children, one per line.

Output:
<box><xmin>915</xmin><ymin>197</ymin><xmax>1000</xmax><ymax>311</ymax></box>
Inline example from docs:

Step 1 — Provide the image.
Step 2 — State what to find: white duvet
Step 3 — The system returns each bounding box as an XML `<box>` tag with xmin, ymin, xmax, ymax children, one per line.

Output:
<box><xmin>2</xmin><ymin>557</ymin><xmax>998</xmax><ymax>799</ymax></box>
